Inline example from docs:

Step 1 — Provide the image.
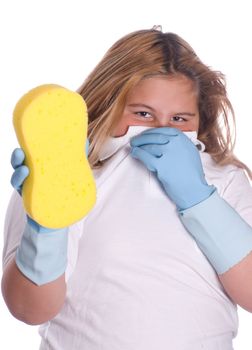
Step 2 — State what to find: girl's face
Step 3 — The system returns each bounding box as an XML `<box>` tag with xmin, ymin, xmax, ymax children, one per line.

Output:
<box><xmin>113</xmin><ymin>74</ymin><xmax>200</xmax><ymax>137</ymax></box>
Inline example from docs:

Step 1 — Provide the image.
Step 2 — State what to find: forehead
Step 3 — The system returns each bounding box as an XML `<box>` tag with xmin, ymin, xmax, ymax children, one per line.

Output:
<box><xmin>126</xmin><ymin>74</ymin><xmax>198</xmax><ymax>106</ymax></box>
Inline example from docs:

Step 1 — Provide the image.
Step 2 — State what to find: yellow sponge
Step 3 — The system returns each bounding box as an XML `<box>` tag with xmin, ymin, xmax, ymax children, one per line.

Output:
<box><xmin>13</xmin><ymin>84</ymin><xmax>96</xmax><ymax>229</ymax></box>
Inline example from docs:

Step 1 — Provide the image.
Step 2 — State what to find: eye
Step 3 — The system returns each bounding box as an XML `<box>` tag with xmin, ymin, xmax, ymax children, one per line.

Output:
<box><xmin>170</xmin><ymin>115</ymin><xmax>186</xmax><ymax>122</ymax></box>
<box><xmin>135</xmin><ymin>111</ymin><xmax>153</xmax><ymax>119</ymax></box>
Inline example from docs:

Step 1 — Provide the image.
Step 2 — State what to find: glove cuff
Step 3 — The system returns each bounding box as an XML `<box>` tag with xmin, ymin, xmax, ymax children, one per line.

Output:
<box><xmin>15</xmin><ymin>222</ymin><xmax>68</xmax><ymax>285</ymax></box>
<box><xmin>176</xmin><ymin>184</ymin><xmax>216</xmax><ymax>211</ymax></box>
<box><xmin>179</xmin><ymin>190</ymin><xmax>252</xmax><ymax>274</ymax></box>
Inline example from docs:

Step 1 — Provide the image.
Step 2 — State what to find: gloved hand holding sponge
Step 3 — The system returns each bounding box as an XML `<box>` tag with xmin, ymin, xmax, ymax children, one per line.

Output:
<box><xmin>11</xmin><ymin>84</ymin><xmax>96</xmax><ymax>285</ymax></box>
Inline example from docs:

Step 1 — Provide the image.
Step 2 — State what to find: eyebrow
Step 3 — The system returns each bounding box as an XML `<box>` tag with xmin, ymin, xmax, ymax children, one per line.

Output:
<box><xmin>128</xmin><ymin>103</ymin><xmax>156</xmax><ymax>111</ymax></box>
<box><xmin>128</xmin><ymin>103</ymin><xmax>196</xmax><ymax>117</ymax></box>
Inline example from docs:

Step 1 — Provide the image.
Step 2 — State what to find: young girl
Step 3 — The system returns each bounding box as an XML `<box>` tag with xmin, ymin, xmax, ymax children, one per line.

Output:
<box><xmin>2</xmin><ymin>27</ymin><xmax>252</xmax><ymax>350</ymax></box>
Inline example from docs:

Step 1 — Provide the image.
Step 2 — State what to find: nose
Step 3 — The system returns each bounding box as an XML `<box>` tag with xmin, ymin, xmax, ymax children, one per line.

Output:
<box><xmin>150</xmin><ymin>113</ymin><xmax>171</xmax><ymax>128</ymax></box>
<box><xmin>153</xmin><ymin>116</ymin><xmax>173</xmax><ymax>128</ymax></box>
<box><xmin>157</xmin><ymin>120</ymin><xmax>172</xmax><ymax>127</ymax></box>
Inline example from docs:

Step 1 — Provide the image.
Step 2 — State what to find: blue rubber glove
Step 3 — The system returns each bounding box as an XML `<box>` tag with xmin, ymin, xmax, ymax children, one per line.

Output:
<box><xmin>10</xmin><ymin>147</ymin><xmax>68</xmax><ymax>285</ymax></box>
<box><xmin>130</xmin><ymin>127</ymin><xmax>215</xmax><ymax>210</ymax></box>
<box><xmin>11</xmin><ymin>148</ymin><xmax>57</xmax><ymax>233</ymax></box>
<box><xmin>131</xmin><ymin>127</ymin><xmax>252</xmax><ymax>274</ymax></box>
<box><xmin>11</xmin><ymin>148</ymin><xmax>29</xmax><ymax>194</ymax></box>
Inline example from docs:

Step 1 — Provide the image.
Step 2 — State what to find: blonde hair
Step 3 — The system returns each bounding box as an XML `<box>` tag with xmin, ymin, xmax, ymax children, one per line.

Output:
<box><xmin>78</xmin><ymin>28</ymin><xmax>251</xmax><ymax>178</ymax></box>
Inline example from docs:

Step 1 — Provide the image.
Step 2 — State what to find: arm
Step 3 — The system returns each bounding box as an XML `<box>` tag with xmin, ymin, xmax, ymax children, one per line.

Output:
<box><xmin>2</xmin><ymin>258</ymin><xmax>66</xmax><ymax>325</ymax></box>
<box><xmin>179</xmin><ymin>168</ymin><xmax>252</xmax><ymax>312</ymax></box>
<box><xmin>218</xmin><ymin>252</ymin><xmax>252</xmax><ymax>312</ymax></box>
<box><xmin>130</xmin><ymin>128</ymin><xmax>252</xmax><ymax>311</ymax></box>
<box><xmin>1</xmin><ymin>149</ymin><xmax>68</xmax><ymax>324</ymax></box>
<box><xmin>179</xmin><ymin>189</ymin><xmax>252</xmax><ymax>312</ymax></box>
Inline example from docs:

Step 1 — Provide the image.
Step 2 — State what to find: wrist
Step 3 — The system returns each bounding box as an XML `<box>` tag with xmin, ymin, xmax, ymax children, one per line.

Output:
<box><xmin>27</xmin><ymin>215</ymin><xmax>59</xmax><ymax>233</ymax></box>
<box><xmin>175</xmin><ymin>184</ymin><xmax>216</xmax><ymax>211</ymax></box>
<box><xmin>16</xmin><ymin>222</ymin><xmax>68</xmax><ymax>285</ymax></box>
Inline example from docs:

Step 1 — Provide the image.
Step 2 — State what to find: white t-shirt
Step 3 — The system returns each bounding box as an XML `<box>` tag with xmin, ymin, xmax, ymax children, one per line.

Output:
<box><xmin>3</xmin><ymin>126</ymin><xmax>252</xmax><ymax>350</ymax></box>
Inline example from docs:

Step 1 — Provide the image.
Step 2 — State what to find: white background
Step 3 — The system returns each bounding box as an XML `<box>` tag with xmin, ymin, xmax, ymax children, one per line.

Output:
<box><xmin>0</xmin><ymin>0</ymin><xmax>252</xmax><ymax>348</ymax></box>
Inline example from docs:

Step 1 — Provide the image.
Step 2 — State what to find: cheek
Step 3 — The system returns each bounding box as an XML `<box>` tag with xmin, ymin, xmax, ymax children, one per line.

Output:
<box><xmin>194</xmin><ymin>116</ymin><xmax>200</xmax><ymax>131</ymax></box>
<box><xmin>174</xmin><ymin>118</ymin><xmax>199</xmax><ymax>133</ymax></box>
<box><xmin>113</xmin><ymin>113</ymin><xmax>153</xmax><ymax>136</ymax></box>
<box><xmin>176</xmin><ymin>126</ymin><xmax>191</xmax><ymax>132</ymax></box>
<box><xmin>113</xmin><ymin>122</ymin><xmax>128</xmax><ymax>136</ymax></box>
<box><xmin>112</xmin><ymin>114</ymin><xmax>132</xmax><ymax>136</ymax></box>
<box><xmin>186</xmin><ymin>114</ymin><xmax>200</xmax><ymax>132</ymax></box>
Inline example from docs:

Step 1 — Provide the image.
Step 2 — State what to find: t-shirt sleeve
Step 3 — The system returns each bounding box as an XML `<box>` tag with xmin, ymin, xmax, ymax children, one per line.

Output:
<box><xmin>221</xmin><ymin>167</ymin><xmax>252</xmax><ymax>227</ymax></box>
<box><xmin>2</xmin><ymin>190</ymin><xmax>27</xmax><ymax>269</ymax></box>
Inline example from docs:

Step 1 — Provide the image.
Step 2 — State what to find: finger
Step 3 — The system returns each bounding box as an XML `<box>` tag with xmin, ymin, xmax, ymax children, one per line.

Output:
<box><xmin>85</xmin><ymin>139</ymin><xmax>89</xmax><ymax>156</ymax></box>
<box><xmin>130</xmin><ymin>133</ymin><xmax>171</xmax><ymax>147</ymax></box>
<box><xmin>11</xmin><ymin>148</ymin><xmax>25</xmax><ymax>169</ymax></box>
<box><xmin>131</xmin><ymin>146</ymin><xmax>157</xmax><ymax>172</ymax></box>
<box><xmin>139</xmin><ymin>144</ymin><xmax>164</xmax><ymax>157</ymax></box>
<box><xmin>11</xmin><ymin>165</ymin><xmax>29</xmax><ymax>190</ymax></box>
